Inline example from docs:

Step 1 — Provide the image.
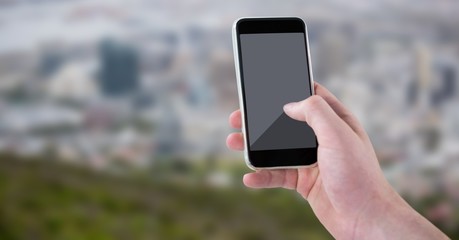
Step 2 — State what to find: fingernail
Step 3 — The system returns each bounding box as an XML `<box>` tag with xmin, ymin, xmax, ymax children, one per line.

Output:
<box><xmin>283</xmin><ymin>102</ymin><xmax>298</xmax><ymax>110</ymax></box>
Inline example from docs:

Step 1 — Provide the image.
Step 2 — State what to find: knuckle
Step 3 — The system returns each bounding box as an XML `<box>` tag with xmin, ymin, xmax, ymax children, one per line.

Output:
<box><xmin>303</xmin><ymin>95</ymin><xmax>324</xmax><ymax>110</ymax></box>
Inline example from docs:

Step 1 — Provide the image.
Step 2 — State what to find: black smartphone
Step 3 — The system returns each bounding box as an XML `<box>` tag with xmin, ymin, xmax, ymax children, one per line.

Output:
<box><xmin>232</xmin><ymin>17</ymin><xmax>317</xmax><ymax>169</ymax></box>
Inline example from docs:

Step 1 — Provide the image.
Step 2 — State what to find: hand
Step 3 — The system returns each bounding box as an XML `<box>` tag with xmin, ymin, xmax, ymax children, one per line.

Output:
<box><xmin>227</xmin><ymin>83</ymin><xmax>448</xmax><ymax>239</ymax></box>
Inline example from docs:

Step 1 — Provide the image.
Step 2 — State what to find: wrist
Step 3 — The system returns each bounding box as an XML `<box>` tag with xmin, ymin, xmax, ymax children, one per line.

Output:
<box><xmin>353</xmin><ymin>188</ymin><xmax>449</xmax><ymax>240</ymax></box>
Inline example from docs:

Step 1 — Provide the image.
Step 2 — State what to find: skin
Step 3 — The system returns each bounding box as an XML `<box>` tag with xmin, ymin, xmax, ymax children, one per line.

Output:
<box><xmin>227</xmin><ymin>83</ymin><xmax>449</xmax><ymax>239</ymax></box>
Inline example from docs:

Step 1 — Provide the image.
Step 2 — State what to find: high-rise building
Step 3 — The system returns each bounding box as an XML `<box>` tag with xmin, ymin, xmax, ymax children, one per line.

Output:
<box><xmin>156</xmin><ymin>100</ymin><xmax>182</xmax><ymax>157</ymax></box>
<box><xmin>409</xmin><ymin>44</ymin><xmax>432</xmax><ymax>109</ymax></box>
<box><xmin>98</xmin><ymin>39</ymin><xmax>139</xmax><ymax>96</ymax></box>
<box><xmin>432</xmin><ymin>61</ymin><xmax>457</xmax><ymax>106</ymax></box>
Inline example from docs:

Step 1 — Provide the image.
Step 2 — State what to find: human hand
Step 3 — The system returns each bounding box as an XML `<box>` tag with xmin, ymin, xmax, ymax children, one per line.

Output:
<box><xmin>227</xmin><ymin>83</ymin><xmax>448</xmax><ymax>239</ymax></box>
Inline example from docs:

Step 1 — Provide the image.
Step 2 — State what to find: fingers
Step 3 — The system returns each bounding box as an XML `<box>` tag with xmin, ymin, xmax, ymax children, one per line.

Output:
<box><xmin>313</xmin><ymin>83</ymin><xmax>367</xmax><ymax>138</ymax></box>
<box><xmin>226</xmin><ymin>132</ymin><xmax>244</xmax><ymax>151</ymax></box>
<box><xmin>243</xmin><ymin>169</ymin><xmax>298</xmax><ymax>190</ymax></box>
<box><xmin>283</xmin><ymin>95</ymin><xmax>357</xmax><ymax>148</ymax></box>
<box><xmin>228</xmin><ymin>110</ymin><xmax>244</xmax><ymax>150</ymax></box>
<box><xmin>229</xmin><ymin>110</ymin><xmax>242</xmax><ymax>129</ymax></box>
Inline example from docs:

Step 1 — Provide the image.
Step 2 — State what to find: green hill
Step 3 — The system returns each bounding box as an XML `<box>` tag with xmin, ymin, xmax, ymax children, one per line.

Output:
<box><xmin>0</xmin><ymin>155</ymin><xmax>331</xmax><ymax>240</ymax></box>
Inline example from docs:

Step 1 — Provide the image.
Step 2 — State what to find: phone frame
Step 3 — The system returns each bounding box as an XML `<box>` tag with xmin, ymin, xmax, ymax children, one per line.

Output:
<box><xmin>232</xmin><ymin>17</ymin><xmax>318</xmax><ymax>170</ymax></box>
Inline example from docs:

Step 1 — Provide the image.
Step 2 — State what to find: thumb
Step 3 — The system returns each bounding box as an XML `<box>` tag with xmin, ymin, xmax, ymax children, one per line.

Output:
<box><xmin>283</xmin><ymin>95</ymin><xmax>355</xmax><ymax>147</ymax></box>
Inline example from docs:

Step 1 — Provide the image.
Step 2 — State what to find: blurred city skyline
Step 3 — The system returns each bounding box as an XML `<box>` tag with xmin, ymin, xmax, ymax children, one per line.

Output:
<box><xmin>1</xmin><ymin>0</ymin><xmax>459</xmax><ymax>238</ymax></box>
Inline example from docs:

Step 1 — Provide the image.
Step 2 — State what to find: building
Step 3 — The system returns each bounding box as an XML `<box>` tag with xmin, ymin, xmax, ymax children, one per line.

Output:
<box><xmin>98</xmin><ymin>39</ymin><xmax>139</xmax><ymax>96</ymax></box>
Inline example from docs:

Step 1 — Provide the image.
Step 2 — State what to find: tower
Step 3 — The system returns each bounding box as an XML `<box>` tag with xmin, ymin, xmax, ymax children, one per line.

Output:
<box><xmin>99</xmin><ymin>39</ymin><xmax>139</xmax><ymax>97</ymax></box>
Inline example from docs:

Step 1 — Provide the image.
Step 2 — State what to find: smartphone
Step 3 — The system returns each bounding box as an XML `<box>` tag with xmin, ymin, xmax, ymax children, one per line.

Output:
<box><xmin>232</xmin><ymin>17</ymin><xmax>317</xmax><ymax>169</ymax></box>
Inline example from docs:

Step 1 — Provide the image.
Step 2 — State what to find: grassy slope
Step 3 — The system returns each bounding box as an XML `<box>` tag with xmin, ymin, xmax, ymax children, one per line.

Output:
<box><xmin>0</xmin><ymin>155</ymin><xmax>331</xmax><ymax>240</ymax></box>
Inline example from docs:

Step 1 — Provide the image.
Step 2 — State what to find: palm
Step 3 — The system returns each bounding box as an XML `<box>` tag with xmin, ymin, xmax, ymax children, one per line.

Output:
<box><xmin>295</xmin><ymin>154</ymin><xmax>369</xmax><ymax>237</ymax></box>
<box><xmin>298</xmin><ymin>170</ymin><xmax>345</xmax><ymax>233</ymax></box>
<box><xmin>290</xmin><ymin>161</ymin><xmax>362</xmax><ymax>236</ymax></box>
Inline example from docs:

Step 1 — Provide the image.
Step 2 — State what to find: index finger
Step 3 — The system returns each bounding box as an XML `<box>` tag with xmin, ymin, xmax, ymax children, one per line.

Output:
<box><xmin>229</xmin><ymin>109</ymin><xmax>242</xmax><ymax>129</ymax></box>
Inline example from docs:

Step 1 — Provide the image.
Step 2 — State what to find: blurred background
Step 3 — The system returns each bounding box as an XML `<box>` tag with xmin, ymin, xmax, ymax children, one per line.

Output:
<box><xmin>0</xmin><ymin>0</ymin><xmax>459</xmax><ymax>239</ymax></box>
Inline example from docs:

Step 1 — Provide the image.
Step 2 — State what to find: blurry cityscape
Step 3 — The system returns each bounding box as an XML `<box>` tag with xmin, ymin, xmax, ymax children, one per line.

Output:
<box><xmin>1</xmin><ymin>0</ymin><xmax>459</xmax><ymax>239</ymax></box>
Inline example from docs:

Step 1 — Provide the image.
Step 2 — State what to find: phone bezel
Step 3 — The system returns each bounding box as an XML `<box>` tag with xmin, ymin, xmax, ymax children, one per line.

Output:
<box><xmin>232</xmin><ymin>17</ymin><xmax>318</xmax><ymax>169</ymax></box>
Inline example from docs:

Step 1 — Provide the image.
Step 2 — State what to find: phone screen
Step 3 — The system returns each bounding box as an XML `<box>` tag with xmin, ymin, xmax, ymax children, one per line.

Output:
<box><xmin>239</xmin><ymin>32</ymin><xmax>316</xmax><ymax>151</ymax></box>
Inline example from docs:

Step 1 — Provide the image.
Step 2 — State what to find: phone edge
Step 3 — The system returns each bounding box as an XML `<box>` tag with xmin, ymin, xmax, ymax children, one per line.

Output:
<box><xmin>232</xmin><ymin>18</ymin><xmax>255</xmax><ymax>170</ymax></box>
<box><xmin>232</xmin><ymin>16</ymin><xmax>317</xmax><ymax>170</ymax></box>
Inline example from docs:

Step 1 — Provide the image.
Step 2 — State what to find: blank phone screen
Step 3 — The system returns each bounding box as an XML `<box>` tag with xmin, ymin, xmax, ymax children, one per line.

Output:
<box><xmin>239</xmin><ymin>32</ymin><xmax>317</xmax><ymax>151</ymax></box>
